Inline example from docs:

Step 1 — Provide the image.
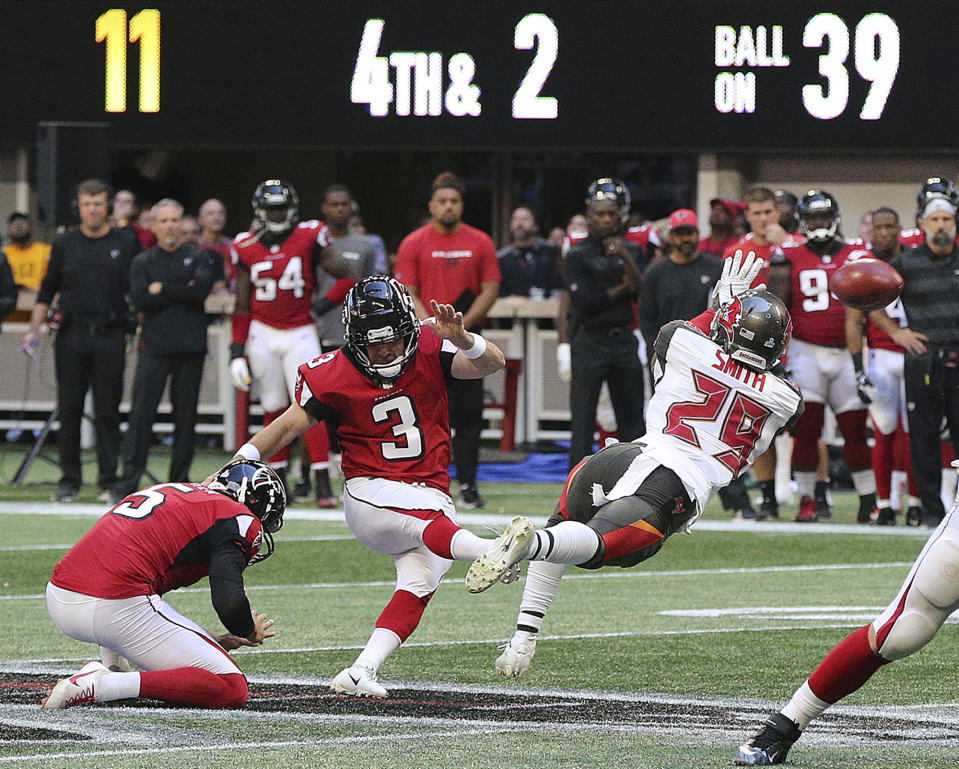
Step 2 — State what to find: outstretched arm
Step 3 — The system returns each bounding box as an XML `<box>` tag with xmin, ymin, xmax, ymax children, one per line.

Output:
<box><xmin>423</xmin><ymin>299</ymin><xmax>505</xmax><ymax>378</ymax></box>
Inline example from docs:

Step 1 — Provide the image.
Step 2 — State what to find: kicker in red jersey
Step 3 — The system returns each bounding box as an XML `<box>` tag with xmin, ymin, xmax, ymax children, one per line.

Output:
<box><xmin>774</xmin><ymin>239</ymin><xmax>872</xmax><ymax>347</ymax></box>
<box><xmin>50</xmin><ymin>484</ymin><xmax>263</xmax><ymax>599</ymax></box>
<box><xmin>295</xmin><ymin>331</ymin><xmax>456</xmax><ymax>493</ymax></box>
<box><xmin>234</xmin><ymin>220</ymin><xmax>331</xmax><ymax>329</ymax></box>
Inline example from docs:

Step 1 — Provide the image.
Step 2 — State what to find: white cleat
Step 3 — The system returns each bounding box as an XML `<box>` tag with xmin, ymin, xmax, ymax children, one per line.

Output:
<box><xmin>495</xmin><ymin>632</ymin><xmax>537</xmax><ymax>677</ymax></box>
<box><xmin>330</xmin><ymin>665</ymin><xmax>388</xmax><ymax>698</ymax></box>
<box><xmin>41</xmin><ymin>661</ymin><xmax>108</xmax><ymax>710</ymax></box>
<box><xmin>465</xmin><ymin>516</ymin><xmax>535</xmax><ymax>594</ymax></box>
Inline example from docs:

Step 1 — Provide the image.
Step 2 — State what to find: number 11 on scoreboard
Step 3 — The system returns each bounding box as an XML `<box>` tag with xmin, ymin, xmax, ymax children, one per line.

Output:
<box><xmin>96</xmin><ymin>8</ymin><xmax>161</xmax><ymax>113</ymax></box>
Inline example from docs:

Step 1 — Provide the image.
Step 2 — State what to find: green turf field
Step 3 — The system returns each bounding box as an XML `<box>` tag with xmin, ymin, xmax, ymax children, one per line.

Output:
<box><xmin>1</xmin><ymin>446</ymin><xmax>958</xmax><ymax>768</ymax></box>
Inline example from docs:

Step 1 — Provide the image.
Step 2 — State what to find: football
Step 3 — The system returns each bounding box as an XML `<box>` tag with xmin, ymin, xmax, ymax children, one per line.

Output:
<box><xmin>830</xmin><ymin>258</ymin><xmax>904</xmax><ymax>312</ymax></box>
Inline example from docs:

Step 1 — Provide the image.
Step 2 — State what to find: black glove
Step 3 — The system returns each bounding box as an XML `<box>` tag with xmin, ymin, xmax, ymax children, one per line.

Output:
<box><xmin>311</xmin><ymin>296</ymin><xmax>335</xmax><ymax>318</ymax></box>
<box><xmin>855</xmin><ymin>370</ymin><xmax>875</xmax><ymax>405</ymax></box>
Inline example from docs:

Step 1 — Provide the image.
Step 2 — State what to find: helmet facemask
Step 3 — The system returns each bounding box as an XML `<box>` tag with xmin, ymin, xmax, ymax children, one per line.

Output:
<box><xmin>208</xmin><ymin>460</ymin><xmax>287</xmax><ymax>564</ymax></box>
<box><xmin>344</xmin><ymin>277</ymin><xmax>421</xmax><ymax>385</ymax></box>
<box><xmin>710</xmin><ymin>290</ymin><xmax>791</xmax><ymax>372</ymax></box>
<box><xmin>252</xmin><ymin>179</ymin><xmax>299</xmax><ymax>235</ymax></box>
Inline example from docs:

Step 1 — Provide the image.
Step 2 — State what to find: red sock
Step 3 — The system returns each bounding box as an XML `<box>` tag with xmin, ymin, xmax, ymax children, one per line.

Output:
<box><xmin>836</xmin><ymin>409</ymin><xmax>871</xmax><ymax>472</ymax></box>
<box><xmin>807</xmin><ymin>625</ymin><xmax>888</xmax><ymax>704</ymax></box>
<box><xmin>375</xmin><ymin>589</ymin><xmax>433</xmax><ymax>641</ymax></box>
<box><xmin>943</xmin><ymin>441</ymin><xmax>957</xmax><ymax>467</ymax></box>
<box><xmin>791</xmin><ymin>402</ymin><xmax>823</xmax><ymax>470</ymax></box>
<box><xmin>303</xmin><ymin>420</ymin><xmax>330</xmax><ymax>464</ymax></box>
<box><xmin>139</xmin><ymin>668</ymin><xmax>248</xmax><ymax>708</ymax></box>
<box><xmin>872</xmin><ymin>430</ymin><xmax>895</xmax><ymax>501</ymax></box>
<box><xmin>422</xmin><ymin>515</ymin><xmax>462</xmax><ymax>559</ymax></box>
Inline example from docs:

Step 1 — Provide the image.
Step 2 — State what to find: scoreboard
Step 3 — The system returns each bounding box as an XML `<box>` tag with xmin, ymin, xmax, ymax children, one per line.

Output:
<box><xmin>0</xmin><ymin>1</ymin><xmax>951</xmax><ymax>151</ymax></box>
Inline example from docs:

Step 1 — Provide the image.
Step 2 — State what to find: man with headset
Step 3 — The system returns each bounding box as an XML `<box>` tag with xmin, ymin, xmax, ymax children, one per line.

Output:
<box><xmin>21</xmin><ymin>179</ymin><xmax>139</xmax><ymax>502</ymax></box>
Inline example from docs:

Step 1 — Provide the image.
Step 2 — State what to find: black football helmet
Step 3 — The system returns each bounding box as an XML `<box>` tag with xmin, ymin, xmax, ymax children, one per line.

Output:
<box><xmin>209</xmin><ymin>459</ymin><xmax>287</xmax><ymax>563</ymax></box>
<box><xmin>797</xmin><ymin>189</ymin><xmax>841</xmax><ymax>243</ymax></box>
<box><xmin>586</xmin><ymin>177</ymin><xmax>631</xmax><ymax>228</ymax></box>
<box><xmin>710</xmin><ymin>289</ymin><xmax>792</xmax><ymax>372</ymax></box>
<box><xmin>252</xmin><ymin>179</ymin><xmax>299</xmax><ymax>234</ymax></box>
<box><xmin>344</xmin><ymin>276</ymin><xmax>421</xmax><ymax>384</ymax></box>
<box><xmin>915</xmin><ymin>176</ymin><xmax>959</xmax><ymax>223</ymax></box>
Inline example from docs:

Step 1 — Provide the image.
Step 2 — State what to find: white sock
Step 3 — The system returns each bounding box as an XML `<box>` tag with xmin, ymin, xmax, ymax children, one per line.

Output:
<box><xmin>450</xmin><ymin>528</ymin><xmax>495</xmax><ymax>561</ymax></box>
<box><xmin>96</xmin><ymin>671</ymin><xmax>141</xmax><ymax>702</ymax></box>
<box><xmin>780</xmin><ymin>680</ymin><xmax>831</xmax><ymax>730</ymax></box>
<box><xmin>515</xmin><ymin>561</ymin><xmax>568</xmax><ymax>634</ymax></box>
<box><xmin>355</xmin><ymin>627</ymin><xmax>401</xmax><ymax>673</ymax></box>
<box><xmin>527</xmin><ymin>521</ymin><xmax>602</xmax><ymax>564</ymax></box>
<box><xmin>890</xmin><ymin>470</ymin><xmax>908</xmax><ymax>510</ymax></box>
<box><xmin>851</xmin><ymin>469</ymin><xmax>876</xmax><ymax>497</ymax></box>
<box><xmin>907</xmin><ymin>495</ymin><xmax>921</xmax><ymax>507</ymax></box>
<box><xmin>795</xmin><ymin>471</ymin><xmax>816</xmax><ymax>499</ymax></box>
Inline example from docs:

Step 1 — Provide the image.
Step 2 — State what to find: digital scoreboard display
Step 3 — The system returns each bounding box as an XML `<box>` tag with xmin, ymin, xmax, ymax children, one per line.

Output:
<box><xmin>0</xmin><ymin>2</ymin><xmax>952</xmax><ymax>151</ymax></box>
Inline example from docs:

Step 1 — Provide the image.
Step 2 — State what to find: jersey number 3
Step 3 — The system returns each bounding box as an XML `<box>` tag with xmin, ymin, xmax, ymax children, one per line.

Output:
<box><xmin>664</xmin><ymin>371</ymin><xmax>772</xmax><ymax>474</ymax></box>
<box><xmin>371</xmin><ymin>395</ymin><xmax>425</xmax><ymax>461</ymax></box>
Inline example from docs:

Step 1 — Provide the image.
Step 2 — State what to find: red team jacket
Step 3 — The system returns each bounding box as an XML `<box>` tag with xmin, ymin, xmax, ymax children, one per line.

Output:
<box><xmin>51</xmin><ymin>484</ymin><xmax>263</xmax><ymax>599</ymax></box>
<box><xmin>233</xmin><ymin>220</ymin><xmax>331</xmax><ymax>329</ymax></box>
<box><xmin>772</xmin><ymin>239</ymin><xmax>871</xmax><ymax>347</ymax></box>
<box><xmin>295</xmin><ymin>330</ymin><xmax>457</xmax><ymax>494</ymax></box>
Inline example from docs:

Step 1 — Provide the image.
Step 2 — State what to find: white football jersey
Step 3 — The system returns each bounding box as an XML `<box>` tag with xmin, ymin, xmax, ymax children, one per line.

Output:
<box><xmin>640</xmin><ymin>320</ymin><xmax>803</xmax><ymax>520</ymax></box>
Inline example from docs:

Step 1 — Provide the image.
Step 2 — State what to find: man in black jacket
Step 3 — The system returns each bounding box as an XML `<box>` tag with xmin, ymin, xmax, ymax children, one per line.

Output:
<box><xmin>564</xmin><ymin>186</ymin><xmax>645</xmax><ymax>468</ymax></box>
<box><xmin>22</xmin><ymin>179</ymin><xmax>140</xmax><ymax>502</ymax></box>
<box><xmin>112</xmin><ymin>199</ymin><xmax>217</xmax><ymax>500</ymax></box>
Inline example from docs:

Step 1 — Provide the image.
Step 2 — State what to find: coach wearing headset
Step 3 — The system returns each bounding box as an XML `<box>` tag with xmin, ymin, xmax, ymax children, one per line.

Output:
<box><xmin>22</xmin><ymin>178</ymin><xmax>139</xmax><ymax>502</ymax></box>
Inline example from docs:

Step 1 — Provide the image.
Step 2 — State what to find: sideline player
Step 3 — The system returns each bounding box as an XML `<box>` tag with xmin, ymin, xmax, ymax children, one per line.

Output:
<box><xmin>42</xmin><ymin>460</ymin><xmax>285</xmax><ymax>710</ymax></box>
<box><xmin>212</xmin><ymin>276</ymin><xmax>532</xmax><ymax>697</ymax></box>
<box><xmin>736</xmin><ymin>460</ymin><xmax>959</xmax><ymax>765</ymax></box>
<box><xmin>723</xmin><ymin>187</ymin><xmax>799</xmax><ymax>518</ymax></box>
<box><xmin>229</xmin><ymin>179</ymin><xmax>358</xmax><ymax>494</ymax></box>
<box><xmin>769</xmin><ymin>190</ymin><xmax>877</xmax><ymax>523</ymax></box>
<box><xmin>844</xmin><ymin>206</ymin><xmax>921</xmax><ymax>526</ymax></box>
<box><xmin>474</xmin><ymin>253</ymin><xmax>803</xmax><ymax>676</ymax></box>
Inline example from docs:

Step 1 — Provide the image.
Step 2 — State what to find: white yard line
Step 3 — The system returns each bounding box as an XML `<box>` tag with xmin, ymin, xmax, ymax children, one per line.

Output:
<box><xmin>0</xmin><ymin>560</ymin><xmax>915</xmax><ymax>602</ymax></box>
<box><xmin>0</xmin><ymin>501</ymin><xmax>940</xmax><ymax>536</ymax></box>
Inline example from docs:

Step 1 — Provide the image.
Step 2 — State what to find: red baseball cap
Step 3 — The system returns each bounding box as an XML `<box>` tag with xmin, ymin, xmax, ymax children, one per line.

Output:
<box><xmin>669</xmin><ymin>208</ymin><xmax>698</xmax><ymax>230</ymax></box>
<box><xmin>710</xmin><ymin>198</ymin><xmax>744</xmax><ymax>219</ymax></box>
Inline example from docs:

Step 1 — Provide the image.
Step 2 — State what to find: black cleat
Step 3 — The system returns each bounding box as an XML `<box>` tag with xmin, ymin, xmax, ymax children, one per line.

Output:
<box><xmin>736</xmin><ymin>712</ymin><xmax>802</xmax><ymax>766</ymax></box>
<box><xmin>759</xmin><ymin>498</ymin><xmax>779</xmax><ymax>520</ymax></box>
<box><xmin>459</xmin><ymin>483</ymin><xmax>486</xmax><ymax>509</ymax></box>
<box><xmin>905</xmin><ymin>506</ymin><xmax>923</xmax><ymax>527</ymax></box>
<box><xmin>871</xmin><ymin>506</ymin><xmax>896</xmax><ymax>526</ymax></box>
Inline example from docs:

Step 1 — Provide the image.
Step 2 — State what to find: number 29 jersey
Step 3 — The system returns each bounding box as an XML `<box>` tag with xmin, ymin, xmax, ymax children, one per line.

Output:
<box><xmin>295</xmin><ymin>331</ymin><xmax>457</xmax><ymax>494</ymax></box>
<box><xmin>643</xmin><ymin>317</ymin><xmax>804</xmax><ymax>516</ymax></box>
<box><xmin>772</xmin><ymin>239</ymin><xmax>871</xmax><ymax>346</ymax></box>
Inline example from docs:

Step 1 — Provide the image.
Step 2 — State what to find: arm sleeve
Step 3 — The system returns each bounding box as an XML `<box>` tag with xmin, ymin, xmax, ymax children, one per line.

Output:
<box><xmin>564</xmin><ymin>248</ymin><xmax>613</xmax><ymax>315</ymax></box>
<box><xmin>297</xmin><ymin>374</ymin><xmax>341</xmax><ymax>423</ymax></box>
<box><xmin>439</xmin><ymin>339</ymin><xmax>458</xmax><ymax>383</ymax></box>
<box><xmin>36</xmin><ymin>237</ymin><xmax>65</xmax><ymax>306</ymax></box>
<box><xmin>129</xmin><ymin>254</ymin><xmax>167</xmax><ymax>312</ymax></box>
<box><xmin>325</xmin><ymin>278</ymin><xmax>355</xmax><ymax>305</ymax></box>
<box><xmin>0</xmin><ymin>256</ymin><xmax>16</xmax><ymax>320</ymax></box>
<box><xmin>207</xmin><ymin>537</ymin><xmax>255</xmax><ymax>638</ymax></box>
<box><xmin>160</xmin><ymin>250</ymin><xmax>216</xmax><ymax>305</ymax></box>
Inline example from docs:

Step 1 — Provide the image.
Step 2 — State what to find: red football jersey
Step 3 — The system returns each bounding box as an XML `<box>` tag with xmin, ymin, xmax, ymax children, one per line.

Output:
<box><xmin>775</xmin><ymin>239</ymin><xmax>872</xmax><ymax>347</ymax></box>
<box><xmin>50</xmin><ymin>484</ymin><xmax>263</xmax><ymax>599</ymax></box>
<box><xmin>698</xmin><ymin>234</ymin><xmax>739</xmax><ymax>258</ymax></box>
<box><xmin>295</xmin><ymin>330</ymin><xmax>456</xmax><ymax>493</ymax></box>
<box><xmin>234</xmin><ymin>220</ymin><xmax>331</xmax><ymax>329</ymax></box>
<box><xmin>722</xmin><ymin>234</ymin><xmax>777</xmax><ymax>288</ymax></box>
<box><xmin>625</xmin><ymin>224</ymin><xmax>662</xmax><ymax>252</ymax></box>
